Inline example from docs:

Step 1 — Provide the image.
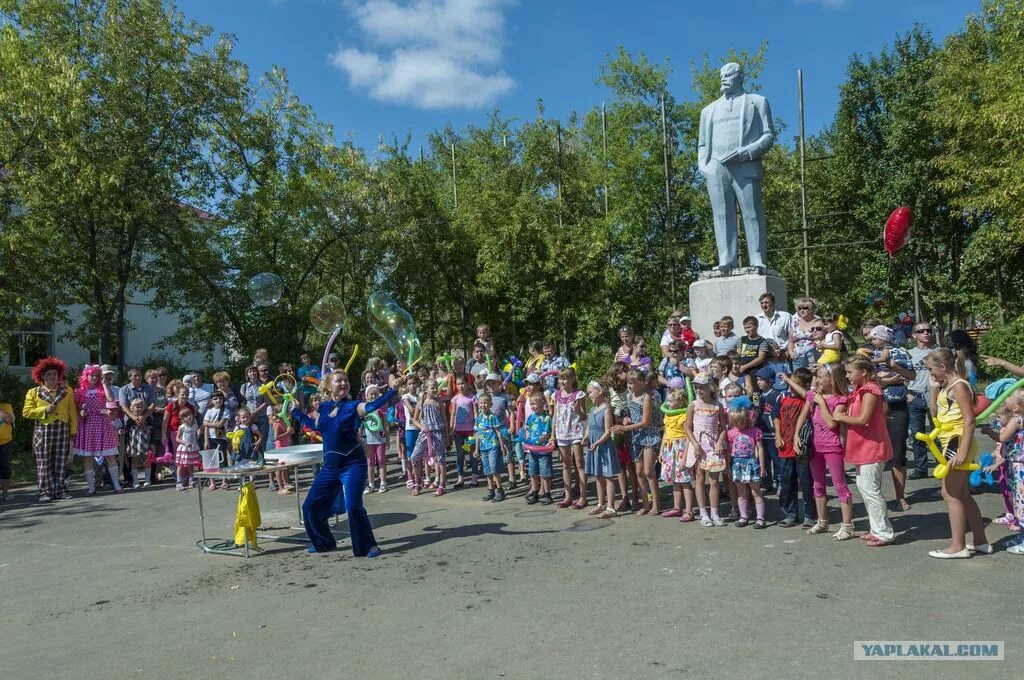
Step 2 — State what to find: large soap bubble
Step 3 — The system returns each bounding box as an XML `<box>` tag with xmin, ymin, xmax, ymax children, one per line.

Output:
<box><xmin>310</xmin><ymin>294</ymin><xmax>345</xmax><ymax>334</ymax></box>
<box><xmin>247</xmin><ymin>272</ymin><xmax>283</xmax><ymax>306</ymax></box>
<box><xmin>367</xmin><ymin>291</ymin><xmax>423</xmax><ymax>369</ymax></box>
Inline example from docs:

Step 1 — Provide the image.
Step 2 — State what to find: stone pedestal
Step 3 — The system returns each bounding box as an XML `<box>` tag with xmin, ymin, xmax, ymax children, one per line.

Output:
<box><xmin>689</xmin><ymin>267</ymin><xmax>788</xmax><ymax>341</ymax></box>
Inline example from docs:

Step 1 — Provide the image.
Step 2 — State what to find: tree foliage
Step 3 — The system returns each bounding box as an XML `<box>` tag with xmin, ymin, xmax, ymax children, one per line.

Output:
<box><xmin>1</xmin><ymin>0</ymin><xmax>1021</xmax><ymax>373</ymax></box>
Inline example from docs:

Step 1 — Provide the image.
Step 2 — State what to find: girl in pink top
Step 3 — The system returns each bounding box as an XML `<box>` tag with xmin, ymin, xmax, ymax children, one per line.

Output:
<box><xmin>449</xmin><ymin>377</ymin><xmax>479</xmax><ymax>488</ymax></box>
<box><xmin>827</xmin><ymin>356</ymin><xmax>893</xmax><ymax>546</ymax></box>
<box><xmin>796</xmin><ymin>363</ymin><xmax>855</xmax><ymax>540</ymax></box>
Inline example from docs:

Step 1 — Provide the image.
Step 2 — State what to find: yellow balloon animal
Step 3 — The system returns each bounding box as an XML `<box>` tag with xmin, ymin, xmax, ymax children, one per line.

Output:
<box><xmin>914</xmin><ymin>423</ymin><xmax>980</xmax><ymax>480</ymax></box>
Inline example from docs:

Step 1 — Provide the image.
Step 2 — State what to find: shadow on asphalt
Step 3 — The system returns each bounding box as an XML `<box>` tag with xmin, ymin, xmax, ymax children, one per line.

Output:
<box><xmin>376</xmin><ymin>521</ymin><xmax>558</xmax><ymax>555</ymax></box>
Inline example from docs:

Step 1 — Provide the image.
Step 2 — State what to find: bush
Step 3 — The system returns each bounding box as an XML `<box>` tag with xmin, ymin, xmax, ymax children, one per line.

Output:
<box><xmin>979</xmin><ymin>316</ymin><xmax>1024</xmax><ymax>379</ymax></box>
<box><xmin>0</xmin><ymin>368</ymin><xmax>38</xmax><ymax>483</ymax></box>
<box><xmin>572</xmin><ymin>348</ymin><xmax>614</xmax><ymax>386</ymax></box>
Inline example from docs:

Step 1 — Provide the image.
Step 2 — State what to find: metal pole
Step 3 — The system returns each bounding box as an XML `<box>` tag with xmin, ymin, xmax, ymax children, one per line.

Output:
<box><xmin>798</xmin><ymin>69</ymin><xmax>810</xmax><ymax>295</ymax></box>
<box><xmin>660</xmin><ymin>94</ymin><xmax>671</xmax><ymax>212</ymax></box>
<box><xmin>555</xmin><ymin>121</ymin><xmax>563</xmax><ymax>228</ymax></box>
<box><xmin>913</xmin><ymin>261</ymin><xmax>922</xmax><ymax>323</ymax></box>
<box><xmin>661</xmin><ymin>94</ymin><xmax>676</xmax><ymax>309</ymax></box>
<box><xmin>601</xmin><ymin>102</ymin><xmax>609</xmax><ymax>216</ymax></box>
<box><xmin>451</xmin><ymin>142</ymin><xmax>458</xmax><ymax>209</ymax></box>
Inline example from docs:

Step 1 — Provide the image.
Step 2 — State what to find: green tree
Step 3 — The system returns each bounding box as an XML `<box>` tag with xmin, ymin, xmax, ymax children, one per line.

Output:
<box><xmin>0</xmin><ymin>0</ymin><xmax>236</xmax><ymax>364</ymax></box>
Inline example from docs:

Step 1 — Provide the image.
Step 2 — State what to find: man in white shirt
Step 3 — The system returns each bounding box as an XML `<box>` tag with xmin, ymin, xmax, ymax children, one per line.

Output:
<box><xmin>185</xmin><ymin>373</ymin><xmax>211</xmax><ymax>418</ymax></box>
<box><xmin>755</xmin><ymin>292</ymin><xmax>792</xmax><ymax>349</ymax></box>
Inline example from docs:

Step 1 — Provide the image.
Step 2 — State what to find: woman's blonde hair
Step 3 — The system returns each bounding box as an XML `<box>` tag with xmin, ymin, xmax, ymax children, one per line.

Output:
<box><xmin>319</xmin><ymin>370</ymin><xmax>349</xmax><ymax>399</ymax></box>
<box><xmin>924</xmin><ymin>348</ymin><xmax>965</xmax><ymax>378</ymax></box>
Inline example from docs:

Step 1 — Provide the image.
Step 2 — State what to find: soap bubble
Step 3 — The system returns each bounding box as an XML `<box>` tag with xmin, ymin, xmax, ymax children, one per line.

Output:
<box><xmin>310</xmin><ymin>294</ymin><xmax>345</xmax><ymax>334</ymax></box>
<box><xmin>367</xmin><ymin>291</ymin><xmax>423</xmax><ymax>369</ymax></box>
<box><xmin>247</xmin><ymin>273</ymin><xmax>283</xmax><ymax>306</ymax></box>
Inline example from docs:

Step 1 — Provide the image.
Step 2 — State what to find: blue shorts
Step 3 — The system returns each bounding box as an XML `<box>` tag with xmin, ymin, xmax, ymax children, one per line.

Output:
<box><xmin>527</xmin><ymin>452</ymin><xmax>553</xmax><ymax>479</ymax></box>
<box><xmin>480</xmin><ymin>447</ymin><xmax>502</xmax><ymax>476</ymax></box>
<box><xmin>404</xmin><ymin>429</ymin><xmax>419</xmax><ymax>458</ymax></box>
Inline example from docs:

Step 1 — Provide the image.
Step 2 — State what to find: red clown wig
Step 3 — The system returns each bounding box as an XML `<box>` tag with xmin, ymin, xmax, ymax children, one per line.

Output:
<box><xmin>31</xmin><ymin>356</ymin><xmax>68</xmax><ymax>386</ymax></box>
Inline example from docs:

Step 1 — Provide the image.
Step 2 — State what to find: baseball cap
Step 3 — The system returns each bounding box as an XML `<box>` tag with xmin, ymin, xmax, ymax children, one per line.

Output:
<box><xmin>680</xmin><ymin>315</ymin><xmax>692</xmax><ymax>321</ymax></box>
<box><xmin>328</xmin><ymin>352</ymin><xmax>339</xmax><ymax>360</ymax></box>
<box><xmin>524</xmin><ymin>373</ymin><xmax>541</xmax><ymax>384</ymax></box>
<box><xmin>693</xmin><ymin>339</ymin><xmax>708</xmax><ymax>348</ymax></box>
<box><xmin>755</xmin><ymin>366</ymin><xmax>776</xmax><ymax>382</ymax></box>
<box><xmin>692</xmin><ymin>372</ymin><xmax>712</xmax><ymax>386</ymax></box>
<box><xmin>485</xmin><ymin>372</ymin><xmax>501</xmax><ymax>382</ymax></box>
<box><xmin>100</xmin><ymin>364</ymin><xmax>115</xmax><ymax>375</ymax></box>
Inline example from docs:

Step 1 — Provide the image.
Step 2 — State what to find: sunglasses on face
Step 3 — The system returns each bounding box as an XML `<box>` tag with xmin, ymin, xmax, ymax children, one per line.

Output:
<box><xmin>811</xmin><ymin>326</ymin><xmax>823</xmax><ymax>331</ymax></box>
<box><xmin>914</xmin><ymin>329</ymin><xmax>932</xmax><ymax>334</ymax></box>
<box><xmin>797</xmin><ymin>306</ymin><xmax>810</xmax><ymax>310</ymax></box>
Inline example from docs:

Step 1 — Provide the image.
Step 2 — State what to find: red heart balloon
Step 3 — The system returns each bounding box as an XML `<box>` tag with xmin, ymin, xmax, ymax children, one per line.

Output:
<box><xmin>884</xmin><ymin>206</ymin><xmax>913</xmax><ymax>255</ymax></box>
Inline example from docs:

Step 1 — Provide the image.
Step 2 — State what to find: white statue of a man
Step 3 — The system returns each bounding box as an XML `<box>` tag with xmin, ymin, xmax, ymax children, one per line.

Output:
<box><xmin>697</xmin><ymin>62</ymin><xmax>775</xmax><ymax>270</ymax></box>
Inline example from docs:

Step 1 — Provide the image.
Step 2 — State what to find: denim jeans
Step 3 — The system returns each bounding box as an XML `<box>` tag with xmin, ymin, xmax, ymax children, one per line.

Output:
<box><xmin>777</xmin><ymin>457</ymin><xmax>816</xmax><ymax>522</ymax></box>
<box><xmin>760</xmin><ymin>438</ymin><xmax>781</xmax><ymax>488</ymax></box>
<box><xmin>908</xmin><ymin>394</ymin><xmax>931</xmax><ymax>475</ymax></box>
<box><xmin>454</xmin><ymin>433</ymin><xmax>480</xmax><ymax>477</ymax></box>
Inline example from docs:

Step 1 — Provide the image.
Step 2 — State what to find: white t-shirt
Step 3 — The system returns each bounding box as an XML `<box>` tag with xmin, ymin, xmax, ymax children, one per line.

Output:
<box><xmin>403</xmin><ymin>394</ymin><xmax>419</xmax><ymax>431</ymax></box>
<box><xmin>189</xmin><ymin>386</ymin><xmax>211</xmax><ymax>418</ymax></box>
<box><xmin>203</xmin><ymin>406</ymin><xmax>232</xmax><ymax>441</ymax></box>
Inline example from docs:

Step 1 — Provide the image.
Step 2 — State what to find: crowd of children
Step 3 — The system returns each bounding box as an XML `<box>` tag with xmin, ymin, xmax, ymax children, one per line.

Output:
<box><xmin>11</xmin><ymin>315</ymin><xmax>1024</xmax><ymax>560</ymax></box>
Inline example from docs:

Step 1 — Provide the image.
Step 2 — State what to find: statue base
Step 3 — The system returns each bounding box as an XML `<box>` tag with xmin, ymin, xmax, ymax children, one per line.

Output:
<box><xmin>689</xmin><ymin>268</ymin><xmax>788</xmax><ymax>342</ymax></box>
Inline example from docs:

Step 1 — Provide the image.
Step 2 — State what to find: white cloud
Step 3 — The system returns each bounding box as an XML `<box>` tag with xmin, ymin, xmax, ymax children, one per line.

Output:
<box><xmin>330</xmin><ymin>0</ymin><xmax>516</xmax><ymax>109</ymax></box>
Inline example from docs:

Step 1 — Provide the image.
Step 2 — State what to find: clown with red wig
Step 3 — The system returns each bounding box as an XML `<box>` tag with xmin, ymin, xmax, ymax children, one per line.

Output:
<box><xmin>73</xmin><ymin>364</ymin><xmax>123</xmax><ymax>495</ymax></box>
<box><xmin>22</xmin><ymin>357</ymin><xmax>78</xmax><ymax>501</ymax></box>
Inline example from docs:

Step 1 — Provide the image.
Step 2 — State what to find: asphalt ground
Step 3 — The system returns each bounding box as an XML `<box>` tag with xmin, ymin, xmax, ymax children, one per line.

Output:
<box><xmin>0</xmin><ymin>450</ymin><xmax>1018</xmax><ymax>680</ymax></box>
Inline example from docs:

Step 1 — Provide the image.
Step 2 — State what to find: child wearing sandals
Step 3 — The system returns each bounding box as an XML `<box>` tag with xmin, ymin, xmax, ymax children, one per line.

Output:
<box><xmin>724</xmin><ymin>396</ymin><xmax>767</xmax><ymax>528</ymax></box>
<box><xmin>361</xmin><ymin>385</ymin><xmax>389</xmax><ymax>495</ymax></box>
<box><xmin>612</xmin><ymin>369</ymin><xmax>662</xmax><ymax>515</ymax></box>
<box><xmin>660</xmin><ymin>388</ymin><xmax>696</xmax><ymax>522</ymax></box>
<box><xmin>797</xmin><ymin>364</ymin><xmax>856</xmax><ymax>540</ymax></box>
<box><xmin>174</xmin><ymin>408</ymin><xmax>200</xmax><ymax>490</ymax></box>
<box><xmin>982</xmin><ymin>394</ymin><xmax>1024</xmax><ymax>554</ymax></box>
<box><xmin>554</xmin><ymin>368</ymin><xmax>587</xmax><ymax>509</ymax></box>
<box><xmin>410</xmin><ymin>379</ymin><xmax>447</xmax><ymax>496</ymax></box>
<box><xmin>450</xmin><ymin>376</ymin><xmax>479</xmax><ymax>489</ymax></box>
<box><xmin>584</xmin><ymin>380</ymin><xmax>619</xmax><ymax>518</ymax></box>
<box><xmin>686</xmin><ymin>373</ymin><xmax>728</xmax><ymax>527</ymax></box>
<box><xmin>126</xmin><ymin>398</ymin><xmax>151</xmax><ymax>488</ymax></box>
<box><xmin>983</xmin><ymin>399</ymin><xmax>1024</xmax><ymax>553</ymax></box>
<box><xmin>605</xmin><ymin>362</ymin><xmax>636</xmax><ymax>513</ymax></box>
<box><xmin>475</xmin><ymin>393</ymin><xmax>508</xmax><ymax>502</ymax></box>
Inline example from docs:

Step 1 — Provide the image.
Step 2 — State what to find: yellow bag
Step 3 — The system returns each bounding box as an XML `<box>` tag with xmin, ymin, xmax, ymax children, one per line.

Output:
<box><xmin>233</xmin><ymin>481</ymin><xmax>262</xmax><ymax>548</ymax></box>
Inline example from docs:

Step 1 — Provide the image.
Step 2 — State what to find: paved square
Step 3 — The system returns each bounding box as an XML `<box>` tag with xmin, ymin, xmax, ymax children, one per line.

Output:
<box><xmin>1</xmin><ymin>464</ymin><xmax>1017</xmax><ymax>680</ymax></box>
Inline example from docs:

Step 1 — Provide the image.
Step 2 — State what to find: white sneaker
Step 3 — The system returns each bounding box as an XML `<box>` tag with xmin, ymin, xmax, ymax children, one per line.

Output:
<box><xmin>143</xmin><ymin>481</ymin><xmax>152</xmax><ymax>487</ymax></box>
<box><xmin>364</xmin><ymin>485</ymin><xmax>373</xmax><ymax>495</ymax></box>
<box><xmin>1006</xmin><ymin>543</ymin><xmax>1024</xmax><ymax>555</ymax></box>
<box><xmin>378</xmin><ymin>482</ymin><xmax>387</xmax><ymax>494</ymax></box>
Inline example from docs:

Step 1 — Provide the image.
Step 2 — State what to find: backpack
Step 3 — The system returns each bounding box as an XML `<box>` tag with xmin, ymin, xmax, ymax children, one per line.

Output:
<box><xmin>796</xmin><ymin>404</ymin><xmax>814</xmax><ymax>463</ymax></box>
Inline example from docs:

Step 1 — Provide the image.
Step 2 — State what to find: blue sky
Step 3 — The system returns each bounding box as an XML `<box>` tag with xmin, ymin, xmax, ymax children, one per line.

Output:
<box><xmin>176</xmin><ymin>0</ymin><xmax>978</xmax><ymax>152</ymax></box>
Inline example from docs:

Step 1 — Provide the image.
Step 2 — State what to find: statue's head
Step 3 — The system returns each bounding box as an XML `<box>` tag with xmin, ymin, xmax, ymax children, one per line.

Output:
<box><xmin>719</xmin><ymin>62</ymin><xmax>744</xmax><ymax>95</ymax></box>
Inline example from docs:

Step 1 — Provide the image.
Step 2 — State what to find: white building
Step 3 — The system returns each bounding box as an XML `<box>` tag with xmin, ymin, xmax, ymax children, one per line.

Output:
<box><xmin>6</xmin><ymin>299</ymin><xmax>227</xmax><ymax>376</ymax></box>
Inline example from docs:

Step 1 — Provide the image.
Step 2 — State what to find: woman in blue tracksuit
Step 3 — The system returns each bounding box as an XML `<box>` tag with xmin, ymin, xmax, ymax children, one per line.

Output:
<box><xmin>292</xmin><ymin>369</ymin><xmax>401</xmax><ymax>556</ymax></box>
